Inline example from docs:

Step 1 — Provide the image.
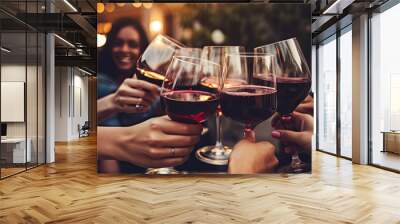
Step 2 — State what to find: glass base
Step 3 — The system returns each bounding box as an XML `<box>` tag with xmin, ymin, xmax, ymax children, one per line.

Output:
<box><xmin>145</xmin><ymin>167</ymin><xmax>181</xmax><ymax>174</ymax></box>
<box><xmin>195</xmin><ymin>145</ymin><xmax>232</xmax><ymax>165</ymax></box>
<box><xmin>287</xmin><ymin>160</ymin><xmax>308</xmax><ymax>173</ymax></box>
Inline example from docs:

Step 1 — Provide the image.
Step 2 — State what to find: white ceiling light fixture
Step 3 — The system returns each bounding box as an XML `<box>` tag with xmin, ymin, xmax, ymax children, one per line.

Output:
<box><xmin>54</xmin><ymin>34</ymin><xmax>76</xmax><ymax>48</ymax></box>
<box><xmin>322</xmin><ymin>0</ymin><xmax>355</xmax><ymax>15</ymax></box>
<box><xmin>1</xmin><ymin>47</ymin><xmax>11</xmax><ymax>53</ymax></box>
<box><xmin>63</xmin><ymin>0</ymin><xmax>78</xmax><ymax>12</ymax></box>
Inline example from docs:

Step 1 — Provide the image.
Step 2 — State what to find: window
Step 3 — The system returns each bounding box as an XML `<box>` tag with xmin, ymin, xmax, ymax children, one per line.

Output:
<box><xmin>370</xmin><ymin>3</ymin><xmax>400</xmax><ymax>171</ymax></box>
<box><xmin>339</xmin><ymin>27</ymin><xmax>352</xmax><ymax>158</ymax></box>
<box><xmin>317</xmin><ymin>35</ymin><xmax>337</xmax><ymax>154</ymax></box>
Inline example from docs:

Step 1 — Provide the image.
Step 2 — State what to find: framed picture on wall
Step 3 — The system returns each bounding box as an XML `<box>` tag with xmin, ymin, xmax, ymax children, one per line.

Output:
<box><xmin>96</xmin><ymin>2</ymin><xmax>312</xmax><ymax>175</ymax></box>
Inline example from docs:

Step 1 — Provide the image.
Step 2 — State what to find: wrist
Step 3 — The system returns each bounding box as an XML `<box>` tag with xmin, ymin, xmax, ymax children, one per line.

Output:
<box><xmin>98</xmin><ymin>127</ymin><xmax>121</xmax><ymax>159</ymax></box>
<box><xmin>107</xmin><ymin>93</ymin><xmax>119</xmax><ymax>113</ymax></box>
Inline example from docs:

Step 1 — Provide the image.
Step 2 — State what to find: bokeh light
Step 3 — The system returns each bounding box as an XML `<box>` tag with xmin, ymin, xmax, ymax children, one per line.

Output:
<box><xmin>143</xmin><ymin>3</ymin><xmax>153</xmax><ymax>9</ymax></box>
<box><xmin>97</xmin><ymin>3</ymin><xmax>104</xmax><ymax>13</ymax></box>
<box><xmin>211</xmin><ymin>29</ymin><xmax>225</xmax><ymax>44</ymax></box>
<box><xmin>103</xmin><ymin>23</ymin><xmax>112</xmax><ymax>33</ymax></box>
<box><xmin>105</xmin><ymin>4</ymin><xmax>115</xmax><ymax>13</ymax></box>
<box><xmin>150</xmin><ymin>20</ymin><xmax>162</xmax><ymax>33</ymax></box>
<box><xmin>97</xmin><ymin>34</ymin><xmax>107</xmax><ymax>48</ymax></box>
<box><xmin>132</xmin><ymin>3</ymin><xmax>142</xmax><ymax>8</ymax></box>
<box><xmin>97</xmin><ymin>23</ymin><xmax>104</xmax><ymax>34</ymax></box>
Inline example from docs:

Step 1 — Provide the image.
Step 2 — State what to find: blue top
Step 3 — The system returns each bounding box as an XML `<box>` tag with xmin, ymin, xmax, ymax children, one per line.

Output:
<box><xmin>97</xmin><ymin>72</ymin><xmax>159</xmax><ymax>127</ymax></box>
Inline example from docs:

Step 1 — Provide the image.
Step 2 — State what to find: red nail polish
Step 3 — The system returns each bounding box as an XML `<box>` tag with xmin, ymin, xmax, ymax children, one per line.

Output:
<box><xmin>271</xmin><ymin>131</ymin><xmax>281</xmax><ymax>138</ymax></box>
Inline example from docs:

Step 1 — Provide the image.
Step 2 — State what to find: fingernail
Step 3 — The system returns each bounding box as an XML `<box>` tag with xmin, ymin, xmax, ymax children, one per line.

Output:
<box><xmin>156</xmin><ymin>87</ymin><xmax>161</xmax><ymax>92</ymax></box>
<box><xmin>271</xmin><ymin>131</ymin><xmax>281</xmax><ymax>138</ymax></box>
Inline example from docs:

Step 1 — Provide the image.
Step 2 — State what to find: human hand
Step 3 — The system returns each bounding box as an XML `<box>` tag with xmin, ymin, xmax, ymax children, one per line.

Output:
<box><xmin>111</xmin><ymin>78</ymin><xmax>159</xmax><ymax>113</ymax></box>
<box><xmin>295</xmin><ymin>95</ymin><xmax>313</xmax><ymax>115</ymax></box>
<box><xmin>99</xmin><ymin>116</ymin><xmax>202</xmax><ymax>168</ymax></box>
<box><xmin>228</xmin><ymin>138</ymin><xmax>278</xmax><ymax>174</ymax></box>
<box><xmin>271</xmin><ymin>111</ymin><xmax>313</xmax><ymax>153</ymax></box>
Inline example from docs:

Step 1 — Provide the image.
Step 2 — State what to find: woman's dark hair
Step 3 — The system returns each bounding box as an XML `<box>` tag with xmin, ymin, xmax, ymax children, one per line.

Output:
<box><xmin>99</xmin><ymin>17</ymin><xmax>149</xmax><ymax>77</ymax></box>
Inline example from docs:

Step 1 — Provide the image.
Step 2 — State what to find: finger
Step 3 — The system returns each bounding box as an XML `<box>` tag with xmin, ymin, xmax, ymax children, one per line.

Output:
<box><xmin>119</xmin><ymin>87</ymin><xmax>155</xmax><ymax>103</ymax></box>
<box><xmin>244</xmin><ymin>130</ymin><xmax>256</xmax><ymax>142</ymax></box>
<box><xmin>146</xmin><ymin>157</ymin><xmax>187</xmax><ymax>168</ymax></box>
<box><xmin>118</xmin><ymin>96</ymin><xmax>151</xmax><ymax>107</ymax></box>
<box><xmin>272</xmin><ymin>130</ymin><xmax>310</xmax><ymax>150</ymax></box>
<box><xmin>150</xmin><ymin>134</ymin><xmax>200</xmax><ymax>148</ymax></box>
<box><xmin>271</xmin><ymin>130</ymin><xmax>302</xmax><ymax>144</ymax></box>
<box><xmin>295</xmin><ymin>104</ymin><xmax>313</xmax><ymax>115</ymax></box>
<box><xmin>291</xmin><ymin>111</ymin><xmax>313</xmax><ymax>130</ymax></box>
<box><xmin>144</xmin><ymin>147</ymin><xmax>192</xmax><ymax>159</ymax></box>
<box><xmin>157</xmin><ymin>116</ymin><xmax>203</xmax><ymax>136</ymax></box>
<box><xmin>120</xmin><ymin>105</ymin><xmax>150</xmax><ymax>113</ymax></box>
<box><xmin>125</xmin><ymin>79</ymin><xmax>160</xmax><ymax>95</ymax></box>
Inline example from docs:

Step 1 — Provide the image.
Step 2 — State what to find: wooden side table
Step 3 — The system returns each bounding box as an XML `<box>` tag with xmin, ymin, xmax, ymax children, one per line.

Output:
<box><xmin>381</xmin><ymin>131</ymin><xmax>400</xmax><ymax>154</ymax></box>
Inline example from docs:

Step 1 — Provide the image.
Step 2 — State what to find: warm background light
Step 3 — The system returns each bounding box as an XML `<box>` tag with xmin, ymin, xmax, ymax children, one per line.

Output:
<box><xmin>97</xmin><ymin>34</ymin><xmax>107</xmax><ymax>48</ymax></box>
<box><xmin>97</xmin><ymin>23</ymin><xmax>104</xmax><ymax>33</ymax></box>
<box><xmin>105</xmin><ymin>4</ymin><xmax>115</xmax><ymax>13</ymax></box>
<box><xmin>103</xmin><ymin>22</ymin><xmax>112</xmax><ymax>33</ymax></box>
<box><xmin>132</xmin><ymin>3</ymin><xmax>142</xmax><ymax>8</ymax></box>
<box><xmin>116</xmin><ymin>3</ymin><xmax>126</xmax><ymax>7</ymax></box>
<box><xmin>150</xmin><ymin>20</ymin><xmax>162</xmax><ymax>33</ymax></box>
<box><xmin>97</xmin><ymin>3</ymin><xmax>104</xmax><ymax>13</ymax></box>
<box><xmin>143</xmin><ymin>3</ymin><xmax>153</xmax><ymax>9</ymax></box>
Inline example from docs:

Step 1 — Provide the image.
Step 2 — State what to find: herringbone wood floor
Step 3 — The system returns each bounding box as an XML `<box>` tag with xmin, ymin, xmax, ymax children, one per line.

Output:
<box><xmin>1</xmin><ymin>135</ymin><xmax>400</xmax><ymax>224</ymax></box>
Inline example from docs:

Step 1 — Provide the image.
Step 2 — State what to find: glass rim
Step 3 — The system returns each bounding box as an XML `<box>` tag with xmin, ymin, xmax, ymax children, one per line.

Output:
<box><xmin>254</xmin><ymin>37</ymin><xmax>298</xmax><ymax>50</ymax></box>
<box><xmin>173</xmin><ymin>56</ymin><xmax>221</xmax><ymax>68</ymax></box>
<box><xmin>203</xmin><ymin>45</ymin><xmax>245</xmax><ymax>49</ymax></box>
<box><xmin>154</xmin><ymin>34</ymin><xmax>185</xmax><ymax>48</ymax></box>
<box><xmin>177</xmin><ymin>47</ymin><xmax>203</xmax><ymax>52</ymax></box>
<box><xmin>225</xmin><ymin>52</ymin><xmax>275</xmax><ymax>58</ymax></box>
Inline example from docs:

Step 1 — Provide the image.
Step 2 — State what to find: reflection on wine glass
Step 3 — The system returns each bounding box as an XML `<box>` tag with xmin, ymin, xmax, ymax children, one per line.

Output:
<box><xmin>196</xmin><ymin>46</ymin><xmax>245</xmax><ymax>165</ymax></box>
<box><xmin>175</xmin><ymin>47</ymin><xmax>203</xmax><ymax>58</ymax></box>
<box><xmin>220</xmin><ymin>53</ymin><xmax>277</xmax><ymax>140</ymax></box>
<box><xmin>136</xmin><ymin>34</ymin><xmax>184</xmax><ymax>86</ymax></box>
<box><xmin>149</xmin><ymin>56</ymin><xmax>222</xmax><ymax>174</ymax></box>
<box><xmin>254</xmin><ymin>37</ymin><xmax>311</xmax><ymax>173</ymax></box>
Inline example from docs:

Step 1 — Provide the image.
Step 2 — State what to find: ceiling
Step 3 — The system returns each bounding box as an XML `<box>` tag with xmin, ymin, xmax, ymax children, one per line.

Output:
<box><xmin>0</xmin><ymin>0</ymin><xmax>97</xmax><ymax>72</ymax></box>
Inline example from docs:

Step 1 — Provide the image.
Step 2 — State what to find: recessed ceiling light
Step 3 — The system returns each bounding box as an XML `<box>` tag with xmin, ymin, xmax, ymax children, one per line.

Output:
<box><xmin>63</xmin><ymin>0</ymin><xmax>78</xmax><ymax>12</ymax></box>
<box><xmin>1</xmin><ymin>47</ymin><xmax>11</xmax><ymax>53</ymax></box>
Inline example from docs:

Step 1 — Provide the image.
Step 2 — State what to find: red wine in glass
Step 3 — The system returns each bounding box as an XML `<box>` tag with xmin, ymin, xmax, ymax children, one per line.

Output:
<box><xmin>161</xmin><ymin>90</ymin><xmax>219</xmax><ymax>124</ymax></box>
<box><xmin>253</xmin><ymin>76</ymin><xmax>311</xmax><ymax>116</ymax></box>
<box><xmin>220</xmin><ymin>85</ymin><xmax>277</xmax><ymax>129</ymax></box>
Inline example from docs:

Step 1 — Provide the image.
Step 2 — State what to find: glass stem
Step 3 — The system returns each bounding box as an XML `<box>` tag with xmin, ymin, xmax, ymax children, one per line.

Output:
<box><xmin>215</xmin><ymin>112</ymin><xmax>223</xmax><ymax>149</ymax></box>
<box><xmin>244</xmin><ymin>126</ymin><xmax>256</xmax><ymax>142</ymax></box>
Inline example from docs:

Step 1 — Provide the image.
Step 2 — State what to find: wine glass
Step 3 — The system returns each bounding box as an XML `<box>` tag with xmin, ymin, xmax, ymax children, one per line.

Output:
<box><xmin>148</xmin><ymin>56</ymin><xmax>222</xmax><ymax>174</ymax></box>
<box><xmin>254</xmin><ymin>38</ymin><xmax>311</xmax><ymax>173</ymax></box>
<box><xmin>196</xmin><ymin>46</ymin><xmax>245</xmax><ymax>165</ymax></box>
<box><xmin>175</xmin><ymin>47</ymin><xmax>203</xmax><ymax>58</ymax></box>
<box><xmin>220</xmin><ymin>53</ymin><xmax>277</xmax><ymax>140</ymax></box>
<box><xmin>176</xmin><ymin>47</ymin><xmax>210</xmax><ymax>137</ymax></box>
<box><xmin>136</xmin><ymin>34</ymin><xmax>185</xmax><ymax>86</ymax></box>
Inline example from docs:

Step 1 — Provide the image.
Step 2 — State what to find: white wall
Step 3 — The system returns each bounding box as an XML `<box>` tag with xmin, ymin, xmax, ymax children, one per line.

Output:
<box><xmin>1</xmin><ymin>63</ymin><xmax>46</xmax><ymax>164</ymax></box>
<box><xmin>54</xmin><ymin>66</ymin><xmax>89</xmax><ymax>141</ymax></box>
<box><xmin>1</xmin><ymin>64</ymin><xmax>37</xmax><ymax>138</ymax></box>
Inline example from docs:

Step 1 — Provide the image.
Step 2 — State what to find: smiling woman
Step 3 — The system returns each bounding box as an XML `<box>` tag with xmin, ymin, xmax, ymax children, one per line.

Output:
<box><xmin>97</xmin><ymin>17</ymin><xmax>160</xmax><ymax>127</ymax></box>
<box><xmin>96</xmin><ymin>17</ymin><xmax>164</xmax><ymax>173</ymax></box>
